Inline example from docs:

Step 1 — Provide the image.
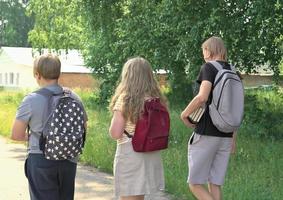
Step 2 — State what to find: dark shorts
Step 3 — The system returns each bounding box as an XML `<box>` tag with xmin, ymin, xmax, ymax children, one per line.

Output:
<box><xmin>25</xmin><ymin>154</ymin><xmax>77</xmax><ymax>200</ymax></box>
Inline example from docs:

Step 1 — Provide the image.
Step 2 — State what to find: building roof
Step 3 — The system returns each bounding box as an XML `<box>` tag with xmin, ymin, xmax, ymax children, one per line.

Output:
<box><xmin>0</xmin><ymin>47</ymin><xmax>92</xmax><ymax>73</ymax></box>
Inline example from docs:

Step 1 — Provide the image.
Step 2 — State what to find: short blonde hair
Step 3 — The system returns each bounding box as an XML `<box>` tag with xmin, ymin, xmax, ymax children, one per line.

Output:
<box><xmin>202</xmin><ymin>36</ymin><xmax>227</xmax><ymax>61</ymax></box>
<box><xmin>33</xmin><ymin>54</ymin><xmax>61</xmax><ymax>80</ymax></box>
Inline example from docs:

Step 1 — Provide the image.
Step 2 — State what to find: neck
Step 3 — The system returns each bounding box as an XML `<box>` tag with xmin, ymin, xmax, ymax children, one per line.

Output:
<box><xmin>205</xmin><ymin>56</ymin><xmax>225</xmax><ymax>62</ymax></box>
<box><xmin>39</xmin><ymin>79</ymin><xmax>58</xmax><ymax>87</ymax></box>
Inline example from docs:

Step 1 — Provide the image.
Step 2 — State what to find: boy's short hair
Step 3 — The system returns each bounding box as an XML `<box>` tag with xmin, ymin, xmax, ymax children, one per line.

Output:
<box><xmin>34</xmin><ymin>54</ymin><xmax>61</xmax><ymax>80</ymax></box>
<box><xmin>202</xmin><ymin>36</ymin><xmax>227</xmax><ymax>61</ymax></box>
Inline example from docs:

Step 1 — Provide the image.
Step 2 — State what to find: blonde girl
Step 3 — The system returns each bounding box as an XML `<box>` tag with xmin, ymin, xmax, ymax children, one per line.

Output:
<box><xmin>109</xmin><ymin>57</ymin><xmax>167</xmax><ymax>200</ymax></box>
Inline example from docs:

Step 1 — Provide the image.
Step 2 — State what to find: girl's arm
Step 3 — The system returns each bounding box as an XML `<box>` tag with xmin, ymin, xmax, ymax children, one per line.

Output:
<box><xmin>109</xmin><ymin>110</ymin><xmax>125</xmax><ymax>140</ymax></box>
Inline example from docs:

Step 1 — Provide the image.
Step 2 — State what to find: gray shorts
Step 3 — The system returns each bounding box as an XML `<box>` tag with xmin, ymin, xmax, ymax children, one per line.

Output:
<box><xmin>187</xmin><ymin>132</ymin><xmax>232</xmax><ymax>185</ymax></box>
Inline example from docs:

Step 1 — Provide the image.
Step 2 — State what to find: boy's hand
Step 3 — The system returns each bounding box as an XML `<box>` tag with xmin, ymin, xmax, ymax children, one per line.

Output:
<box><xmin>180</xmin><ymin>113</ymin><xmax>196</xmax><ymax>129</ymax></box>
<box><xmin>231</xmin><ymin>132</ymin><xmax>237</xmax><ymax>154</ymax></box>
<box><xmin>231</xmin><ymin>140</ymin><xmax>236</xmax><ymax>154</ymax></box>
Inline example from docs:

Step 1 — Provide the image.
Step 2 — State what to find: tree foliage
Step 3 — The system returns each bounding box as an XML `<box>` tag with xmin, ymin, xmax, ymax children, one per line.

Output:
<box><xmin>217</xmin><ymin>0</ymin><xmax>283</xmax><ymax>77</ymax></box>
<box><xmin>26</xmin><ymin>0</ymin><xmax>85</xmax><ymax>50</ymax></box>
<box><xmin>0</xmin><ymin>0</ymin><xmax>33</xmax><ymax>47</ymax></box>
<box><xmin>27</xmin><ymin>0</ymin><xmax>283</xmax><ymax>102</ymax></box>
<box><xmin>81</xmin><ymin>0</ymin><xmax>283</xmax><ymax>102</ymax></box>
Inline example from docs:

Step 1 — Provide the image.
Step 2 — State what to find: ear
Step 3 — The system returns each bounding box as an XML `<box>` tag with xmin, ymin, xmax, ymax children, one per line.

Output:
<box><xmin>203</xmin><ymin>49</ymin><xmax>211</xmax><ymax>60</ymax></box>
<box><xmin>34</xmin><ymin>72</ymin><xmax>41</xmax><ymax>80</ymax></box>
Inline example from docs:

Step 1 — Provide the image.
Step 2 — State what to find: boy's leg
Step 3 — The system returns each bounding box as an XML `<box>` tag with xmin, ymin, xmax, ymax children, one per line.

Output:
<box><xmin>187</xmin><ymin>134</ymin><xmax>219</xmax><ymax>200</ymax></box>
<box><xmin>188</xmin><ymin>134</ymin><xmax>220</xmax><ymax>183</ymax></box>
<box><xmin>120</xmin><ymin>195</ymin><xmax>145</xmax><ymax>200</ymax></box>
<box><xmin>58</xmin><ymin>160</ymin><xmax>77</xmax><ymax>200</ymax></box>
<box><xmin>208</xmin><ymin>137</ymin><xmax>232</xmax><ymax>200</ymax></box>
<box><xmin>25</xmin><ymin>154</ymin><xmax>60</xmax><ymax>200</ymax></box>
<box><xmin>189</xmin><ymin>184</ymin><xmax>214</xmax><ymax>200</ymax></box>
<box><xmin>208</xmin><ymin>183</ymin><xmax>221</xmax><ymax>200</ymax></box>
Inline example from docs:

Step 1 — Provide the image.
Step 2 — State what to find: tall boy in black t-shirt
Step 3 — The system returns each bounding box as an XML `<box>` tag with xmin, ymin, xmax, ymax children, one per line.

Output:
<box><xmin>181</xmin><ymin>36</ymin><xmax>236</xmax><ymax>200</ymax></box>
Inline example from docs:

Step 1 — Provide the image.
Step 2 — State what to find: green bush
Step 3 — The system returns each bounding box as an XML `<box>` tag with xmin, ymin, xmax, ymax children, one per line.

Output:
<box><xmin>242</xmin><ymin>86</ymin><xmax>283</xmax><ymax>139</ymax></box>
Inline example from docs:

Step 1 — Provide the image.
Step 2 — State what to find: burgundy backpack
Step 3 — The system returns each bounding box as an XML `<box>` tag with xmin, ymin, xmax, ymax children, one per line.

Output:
<box><xmin>124</xmin><ymin>98</ymin><xmax>170</xmax><ymax>152</ymax></box>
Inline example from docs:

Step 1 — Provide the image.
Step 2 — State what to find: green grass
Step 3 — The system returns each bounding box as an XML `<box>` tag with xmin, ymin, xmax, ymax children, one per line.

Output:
<box><xmin>0</xmin><ymin>91</ymin><xmax>25</xmax><ymax>137</ymax></box>
<box><xmin>0</xmin><ymin>89</ymin><xmax>282</xmax><ymax>199</ymax></box>
<box><xmin>223</xmin><ymin>136</ymin><xmax>283</xmax><ymax>200</ymax></box>
<box><xmin>80</xmin><ymin>108</ymin><xmax>116</xmax><ymax>172</ymax></box>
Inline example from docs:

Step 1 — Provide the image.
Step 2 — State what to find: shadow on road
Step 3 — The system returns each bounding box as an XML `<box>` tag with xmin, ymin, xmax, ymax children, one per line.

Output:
<box><xmin>0</xmin><ymin>136</ymin><xmax>172</xmax><ymax>200</ymax></box>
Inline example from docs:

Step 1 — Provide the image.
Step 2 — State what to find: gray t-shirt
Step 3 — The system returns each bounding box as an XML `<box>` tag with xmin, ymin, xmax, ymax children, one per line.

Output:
<box><xmin>16</xmin><ymin>84</ymin><xmax>88</xmax><ymax>162</ymax></box>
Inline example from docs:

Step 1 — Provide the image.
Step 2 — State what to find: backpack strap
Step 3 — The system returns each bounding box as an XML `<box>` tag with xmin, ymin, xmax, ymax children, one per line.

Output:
<box><xmin>209</xmin><ymin>61</ymin><xmax>237</xmax><ymax>73</ymax></box>
<box><xmin>34</xmin><ymin>88</ymin><xmax>61</xmax><ymax>118</ymax></box>
<box><xmin>208</xmin><ymin>61</ymin><xmax>223</xmax><ymax>71</ymax></box>
<box><xmin>62</xmin><ymin>87</ymin><xmax>72</xmax><ymax>96</ymax></box>
<box><xmin>208</xmin><ymin>61</ymin><xmax>225</xmax><ymax>97</ymax></box>
<box><xmin>34</xmin><ymin>87</ymin><xmax>65</xmax><ymax>108</ymax></box>
<box><xmin>34</xmin><ymin>87</ymin><xmax>64</xmax><ymax>97</ymax></box>
<box><xmin>124</xmin><ymin>130</ymin><xmax>133</xmax><ymax>138</ymax></box>
<box><xmin>34</xmin><ymin>87</ymin><xmax>54</xmax><ymax>97</ymax></box>
<box><xmin>33</xmin><ymin>87</ymin><xmax>64</xmax><ymax>140</ymax></box>
<box><xmin>230</xmin><ymin>64</ymin><xmax>236</xmax><ymax>72</ymax></box>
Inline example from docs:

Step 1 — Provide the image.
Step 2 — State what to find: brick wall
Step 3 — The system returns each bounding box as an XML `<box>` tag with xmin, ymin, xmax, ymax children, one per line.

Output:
<box><xmin>59</xmin><ymin>73</ymin><xmax>168</xmax><ymax>90</ymax></box>
<box><xmin>59</xmin><ymin>73</ymin><xmax>283</xmax><ymax>90</ymax></box>
<box><xmin>58</xmin><ymin>73</ymin><xmax>99</xmax><ymax>89</ymax></box>
<box><xmin>241</xmin><ymin>74</ymin><xmax>283</xmax><ymax>87</ymax></box>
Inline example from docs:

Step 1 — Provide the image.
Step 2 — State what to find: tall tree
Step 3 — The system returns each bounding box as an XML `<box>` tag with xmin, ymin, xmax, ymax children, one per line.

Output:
<box><xmin>217</xmin><ymin>0</ymin><xmax>283</xmax><ymax>78</ymax></box>
<box><xmin>81</xmin><ymin>0</ymin><xmax>283</xmax><ymax>102</ymax></box>
<box><xmin>0</xmin><ymin>0</ymin><xmax>33</xmax><ymax>47</ymax></box>
<box><xmin>26</xmin><ymin>0</ymin><xmax>85</xmax><ymax>50</ymax></box>
<box><xmin>27</xmin><ymin>0</ymin><xmax>283</xmax><ymax>102</ymax></box>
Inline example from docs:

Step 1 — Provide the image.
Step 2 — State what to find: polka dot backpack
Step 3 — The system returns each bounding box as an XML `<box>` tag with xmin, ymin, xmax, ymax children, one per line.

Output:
<box><xmin>35</xmin><ymin>87</ymin><xmax>86</xmax><ymax>160</ymax></box>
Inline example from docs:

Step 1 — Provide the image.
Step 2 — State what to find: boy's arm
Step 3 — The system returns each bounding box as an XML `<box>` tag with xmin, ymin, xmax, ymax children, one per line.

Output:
<box><xmin>180</xmin><ymin>80</ymin><xmax>212</xmax><ymax>128</ymax></box>
<box><xmin>11</xmin><ymin>120</ymin><xmax>29</xmax><ymax>141</ymax></box>
<box><xmin>11</xmin><ymin>95</ymin><xmax>31</xmax><ymax>141</ymax></box>
<box><xmin>231</xmin><ymin>132</ymin><xmax>237</xmax><ymax>154</ymax></box>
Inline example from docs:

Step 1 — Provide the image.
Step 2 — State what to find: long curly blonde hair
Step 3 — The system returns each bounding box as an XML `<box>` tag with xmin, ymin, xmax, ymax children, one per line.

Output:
<box><xmin>110</xmin><ymin>57</ymin><xmax>167</xmax><ymax>123</ymax></box>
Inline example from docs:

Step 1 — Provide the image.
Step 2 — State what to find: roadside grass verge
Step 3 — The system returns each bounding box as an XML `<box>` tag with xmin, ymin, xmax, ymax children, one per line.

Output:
<box><xmin>0</xmin><ymin>88</ymin><xmax>282</xmax><ymax>199</ymax></box>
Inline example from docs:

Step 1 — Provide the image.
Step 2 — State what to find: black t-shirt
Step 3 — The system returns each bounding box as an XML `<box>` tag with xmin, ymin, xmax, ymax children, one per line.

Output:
<box><xmin>194</xmin><ymin>60</ymin><xmax>233</xmax><ymax>138</ymax></box>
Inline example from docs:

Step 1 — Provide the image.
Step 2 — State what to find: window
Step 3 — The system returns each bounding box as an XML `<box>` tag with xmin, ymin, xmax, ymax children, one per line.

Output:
<box><xmin>5</xmin><ymin>73</ymin><xmax>8</xmax><ymax>85</ymax></box>
<box><xmin>10</xmin><ymin>73</ymin><xmax>14</xmax><ymax>85</ymax></box>
<box><xmin>16</xmin><ymin>73</ymin><xmax>19</xmax><ymax>85</ymax></box>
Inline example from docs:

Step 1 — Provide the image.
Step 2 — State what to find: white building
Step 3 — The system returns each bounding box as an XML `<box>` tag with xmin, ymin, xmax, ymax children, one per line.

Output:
<box><xmin>0</xmin><ymin>47</ymin><xmax>96</xmax><ymax>89</ymax></box>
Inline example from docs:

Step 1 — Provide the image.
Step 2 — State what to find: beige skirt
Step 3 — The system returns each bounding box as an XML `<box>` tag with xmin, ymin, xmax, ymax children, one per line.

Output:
<box><xmin>114</xmin><ymin>140</ymin><xmax>165</xmax><ymax>197</ymax></box>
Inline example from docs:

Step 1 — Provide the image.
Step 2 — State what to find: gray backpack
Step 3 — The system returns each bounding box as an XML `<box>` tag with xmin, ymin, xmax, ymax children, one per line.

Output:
<box><xmin>209</xmin><ymin>61</ymin><xmax>244</xmax><ymax>133</ymax></box>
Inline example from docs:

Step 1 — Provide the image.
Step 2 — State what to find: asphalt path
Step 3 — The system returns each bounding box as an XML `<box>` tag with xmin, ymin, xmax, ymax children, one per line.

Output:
<box><xmin>0</xmin><ymin>136</ymin><xmax>171</xmax><ymax>200</ymax></box>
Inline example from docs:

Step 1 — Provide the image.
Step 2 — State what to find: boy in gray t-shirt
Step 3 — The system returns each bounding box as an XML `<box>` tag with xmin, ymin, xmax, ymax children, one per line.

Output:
<box><xmin>11</xmin><ymin>54</ymin><xmax>87</xmax><ymax>200</ymax></box>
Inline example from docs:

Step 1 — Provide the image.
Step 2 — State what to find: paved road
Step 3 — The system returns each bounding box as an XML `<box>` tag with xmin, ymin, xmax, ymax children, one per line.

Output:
<box><xmin>0</xmin><ymin>136</ymin><xmax>171</xmax><ymax>200</ymax></box>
